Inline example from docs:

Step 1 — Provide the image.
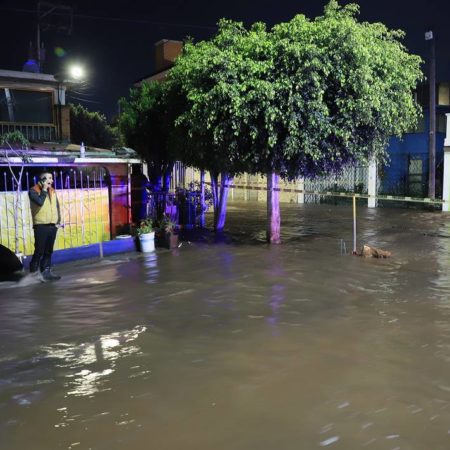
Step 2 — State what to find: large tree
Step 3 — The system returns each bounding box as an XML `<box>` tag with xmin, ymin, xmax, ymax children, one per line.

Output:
<box><xmin>168</xmin><ymin>20</ymin><xmax>273</xmax><ymax>231</ymax></box>
<box><xmin>247</xmin><ymin>1</ymin><xmax>423</xmax><ymax>242</ymax></box>
<box><xmin>169</xmin><ymin>1</ymin><xmax>422</xmax><ymax>239</ymax></box>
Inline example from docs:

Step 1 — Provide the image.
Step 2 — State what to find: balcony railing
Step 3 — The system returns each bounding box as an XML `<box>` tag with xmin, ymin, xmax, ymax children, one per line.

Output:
<box><xmin>0</xmin><ymin>122</ymin><xmax>57</xmax><ymax>142</ymax></box>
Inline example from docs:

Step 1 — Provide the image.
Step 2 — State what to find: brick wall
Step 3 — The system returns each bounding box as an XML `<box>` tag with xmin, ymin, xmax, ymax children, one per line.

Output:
<box><xmin>154</xmin><ymin>40</ymin><xmax>183</xmax><ymax>72</ymax></box>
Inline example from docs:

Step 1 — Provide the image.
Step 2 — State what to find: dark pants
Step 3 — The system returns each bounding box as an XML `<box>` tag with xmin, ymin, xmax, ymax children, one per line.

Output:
<box><xmin>29</xmin><ymin>224</ymin><xmax>57</xmax><ymax>272</ymax></box>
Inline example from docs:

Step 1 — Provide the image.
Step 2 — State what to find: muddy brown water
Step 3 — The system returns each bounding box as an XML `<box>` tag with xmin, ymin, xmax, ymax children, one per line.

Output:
<box><xmin>1</xmin><ymin>202</ymin><xmax>450</xmax><ymax>449</ymax></box>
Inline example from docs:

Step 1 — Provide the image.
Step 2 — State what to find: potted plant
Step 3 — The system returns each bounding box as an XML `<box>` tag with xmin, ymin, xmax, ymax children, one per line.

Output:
<box><xmin>136</xmin><ymin>218</ymin><xmax>155</xmax><ymax>252</ymax></box>
<box><xmin>156</xmin><ymin>215</ymin><xmax>179</xmax><ymax>249</ymax></box>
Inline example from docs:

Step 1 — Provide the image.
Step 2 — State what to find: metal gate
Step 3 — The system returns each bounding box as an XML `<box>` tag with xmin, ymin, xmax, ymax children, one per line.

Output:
<box><xmin>304</xmin><ymin>165</ymin><xmax>369</xmax><ymax>204</ymax></box>
<box><xmin>0</xmin><ymin>167</ymin><xmax>110</xmax><ymax>255</ymax></box>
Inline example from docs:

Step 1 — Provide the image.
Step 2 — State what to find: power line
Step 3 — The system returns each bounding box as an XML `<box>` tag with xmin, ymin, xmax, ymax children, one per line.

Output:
<box><xmin>0</xmin><ymin>6</ymin><xmax>217</xmax><ymax>31</ymax></box>
<box><xmin>66</xmin><ymin>94</ymin><xmax>101</xmax><ymax>104</ymax></box>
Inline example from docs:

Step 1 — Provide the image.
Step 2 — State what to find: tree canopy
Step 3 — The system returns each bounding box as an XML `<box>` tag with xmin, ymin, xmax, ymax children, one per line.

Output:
<box><xmin>119</xmin><ymin>81</ymin><xmax>180</xmax><ymax>186</ymax></box>
<box><xmin>169</xmin><ymin>0</ymin><xmax>423</xmax><ymax>180</ymax></box>
<box><xmin>265</xmin><ymin>0</ymin><xmax>423</xmax><ymax>179</ymax></box>
<box><xmin>168</xmin><ymin>20</ymin><xmax>273</xmax><ymax>176</ymax></box>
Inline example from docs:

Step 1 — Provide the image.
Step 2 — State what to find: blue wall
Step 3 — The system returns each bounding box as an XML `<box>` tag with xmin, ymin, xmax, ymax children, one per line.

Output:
<box><xmin>51</xmin><ymin>238</ymin><xmax>136</xmax><ymax>266</ymax></box>
<box><xmin>382</xmin><ymin>108</ymin><xmax>448</xmax><ymax>196</ymax></box>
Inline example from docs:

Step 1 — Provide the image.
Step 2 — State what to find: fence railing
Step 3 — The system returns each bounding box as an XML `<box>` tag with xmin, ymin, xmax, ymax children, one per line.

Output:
<box><xmin>145</xmin><ymin>190</ymin><xmax>202</xmax><ymax>228</ymax></box>
<box><xmin>0</xmin><ymin>122</ymin><xmax>57</xmax><ymax>142</ymax></box>
<box><xmin>0</xmin><ymin>167</ymin><xmax>110</xmax><ymax>255</ymax></box>
<box><xmin>304</xmin><ymin>165</ymin><xmax>369</xmax><ymax>204</ymax></box>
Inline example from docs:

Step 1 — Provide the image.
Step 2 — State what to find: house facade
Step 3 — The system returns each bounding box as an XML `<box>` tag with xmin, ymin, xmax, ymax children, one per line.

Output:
<box><xmin>381</xmin><ymin>82</ymin><xmax>450</xmax><ymax>198</ymax></box>
<box><xmin>0</xmin><ymin>68</ymin><xmax>141</xmax><ymax>257</ymax></box>
<box><xmin>0</xmin><ymin>69</ymin><xmax>70</xmax><ymax>142</ymax></box>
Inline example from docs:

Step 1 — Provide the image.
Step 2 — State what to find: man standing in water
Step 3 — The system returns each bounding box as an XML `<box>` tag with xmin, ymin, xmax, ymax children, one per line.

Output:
<box><xmin>28</xmin><ymin>171</ymin><xmax>61</xmax><ymax>281</ymax></box>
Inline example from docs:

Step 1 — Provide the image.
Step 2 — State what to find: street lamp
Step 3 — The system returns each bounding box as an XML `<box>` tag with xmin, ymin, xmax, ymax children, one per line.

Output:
<box><xmin>68</xmin><ymin>65</ymin><xmax>85</xmax><ymax>80</ymax></box>
<box><xmin>54</xmin><ymin>65</ymin><xmax>86</xmax><ymax>142</ymax></box>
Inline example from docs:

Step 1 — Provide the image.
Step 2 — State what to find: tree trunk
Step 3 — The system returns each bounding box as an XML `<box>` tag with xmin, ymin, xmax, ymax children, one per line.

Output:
<box><xmin>210</xmin><ymin>171</ymin><xmax>232</xmax><ymax>232</ymax></box>
<box><xmin>210</xmin><ymin>171</ymin><xmax>219</xmax><ymax>226</ymax></box>
<box><xmin>215</xmin><ymin>172</ymin><xmax>232</xmax><ymax>232</ymax></box>
<box><xmin>267</xmin><ymin>171</ymin><xmax>281</xmax><ymax>244</ymax></box>
<box><xmin>162</xmin><ymin>164</ymin><xmax>173</xmax><ymax>192</ymax></box>
<box><xmin>147</xmin><ymin>163</ymin><xmax>162</xmax><ymax>192</ymax></box>
<box><xmin>200</xmin><ymin>170</ymin><xmax>206</xmax><ymax>228</ymax></box>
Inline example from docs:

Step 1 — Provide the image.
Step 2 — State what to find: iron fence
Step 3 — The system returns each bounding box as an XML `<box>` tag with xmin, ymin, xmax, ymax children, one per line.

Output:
<box><xmin>0</xmin><ymin>122</ymin><xmax>57</xmax><ymax>142</ymax></box>
<box><xmin>145</xmin><ymin>190</ymin><xmax>201</xmax><ymax>228</ymax></box>
<box><xmin>0</xmin><ymin>167</ymin><xmax>110</xmax><ymax>255</ymax></box>
<box><xmin>303</xmin><ymin>166</ymin><xmax>369</xmax><ymax>204</ymax></box>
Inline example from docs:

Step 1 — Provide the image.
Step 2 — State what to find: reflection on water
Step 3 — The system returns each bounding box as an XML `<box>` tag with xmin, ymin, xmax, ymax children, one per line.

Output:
<box><xmin>143</xmin><ymin>252</ymin><xmax>159</xmax><ymax>284</ymax></box>
<box><xmin>42</xmin><ymin>325</ymin><xmax>146</xmax><ymax>397</ymax></box>
<box><xmin>1</xmin><ymin>203</ymin><xmax>450</xmax><ymax>449</ymax></box>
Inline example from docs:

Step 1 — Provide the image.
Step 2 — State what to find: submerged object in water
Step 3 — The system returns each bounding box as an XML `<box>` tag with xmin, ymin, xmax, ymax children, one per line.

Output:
<box><xmin>359</xmin><ymin>244</ymin><xmax>391</xmax><ymax>258</ymax></box>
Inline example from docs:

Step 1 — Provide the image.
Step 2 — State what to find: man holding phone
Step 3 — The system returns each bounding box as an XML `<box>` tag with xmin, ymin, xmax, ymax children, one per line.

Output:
<box><xmin>28</xmin><ymin>171</ymin><xmax>62</xmax><ymax>281</ymax></box>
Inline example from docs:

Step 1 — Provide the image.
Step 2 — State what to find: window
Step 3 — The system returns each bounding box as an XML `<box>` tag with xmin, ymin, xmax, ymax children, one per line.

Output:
<box><xmin>438</xmin><ymin>82</ymin><xmax>450</xmax><ymax>106</ymax></box>
<box><xmin>0</xmin><ymin>88</ymin><xmax>53</xmax><ymax>124</ymax></box>
<box><xmin>437</xmin><ymin>113</ymin><xmax>447</xmax><ymax>133</ymax></box>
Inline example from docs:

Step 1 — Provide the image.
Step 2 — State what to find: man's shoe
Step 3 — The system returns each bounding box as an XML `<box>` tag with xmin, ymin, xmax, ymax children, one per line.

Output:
<box><xmin>35</xmin><ymin>271</ymin><xmax>47</xmax><ymax>283</ymax></box>
<box><xmin>41</xmin><ymin>268</ymin><xmax>61</xmax><ymax>281</ymax></box>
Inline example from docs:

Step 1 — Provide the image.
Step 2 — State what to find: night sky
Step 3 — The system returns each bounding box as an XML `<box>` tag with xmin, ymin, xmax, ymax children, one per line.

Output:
<box><xmin>1</xmin><ymin>0</ymin><xmax>450</xmax><ymax>120</ymax></box>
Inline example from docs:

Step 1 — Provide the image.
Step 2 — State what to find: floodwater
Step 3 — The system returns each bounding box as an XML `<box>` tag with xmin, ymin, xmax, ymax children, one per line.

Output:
<box><xmin>1</xmin><ymin>201</ymin><xmax>450</xmax><ymax>450</ymax></box>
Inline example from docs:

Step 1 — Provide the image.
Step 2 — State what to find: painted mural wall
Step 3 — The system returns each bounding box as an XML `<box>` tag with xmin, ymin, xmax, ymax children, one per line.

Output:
<box><xmin>0</xmin><ymin>188</ymin><xmax>110</xmax><ymax>255</ymax></box>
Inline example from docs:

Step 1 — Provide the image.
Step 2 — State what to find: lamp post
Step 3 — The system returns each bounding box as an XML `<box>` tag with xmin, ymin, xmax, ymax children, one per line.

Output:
<box><xmin>425</xmin><ymin>30</ymin><xmax>436</xmax><ymax>199</ymax></box>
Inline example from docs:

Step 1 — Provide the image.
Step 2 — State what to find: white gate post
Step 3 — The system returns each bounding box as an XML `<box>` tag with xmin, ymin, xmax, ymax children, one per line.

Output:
<box><xmin>443</xmin><ymin>149</ymin><xmax>450</xmax><ymax>212</ymax></box>
<box><xmin>297</xmin><ymin>178</ymin><xmax>305</xmax><ymax>204</ymax></box>
<box><xmin>443</xmin><ymin>114</ymin><xmax>450</xmax><ymax>212</ymax></box>
<box><xmin>368</xmin><ymin>159</ymin><xmax>377</xmax><ymax>208</ymax></box>
<box><xmin>445</xmin><ymin>113</ymin><xmax>450</xmax><ymax>148</ymax></box>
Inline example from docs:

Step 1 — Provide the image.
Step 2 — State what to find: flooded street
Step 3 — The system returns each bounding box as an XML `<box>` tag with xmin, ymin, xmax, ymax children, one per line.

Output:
<box><xmin>1</xmin><ymin>202</ymin><xmax>450</xmax><ymax>449</ymax></box>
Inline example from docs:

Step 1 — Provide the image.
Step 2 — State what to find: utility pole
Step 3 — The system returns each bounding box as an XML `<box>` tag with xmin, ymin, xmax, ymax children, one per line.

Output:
<box><xmin>36</xmin><ymin>2</ymin><xmax>74</xmax><ymax>72</ymax></box>
<box><xmin>425</xmin><ymin>30</ymin><xmax>436</xmax><ymax>199</ymax></box>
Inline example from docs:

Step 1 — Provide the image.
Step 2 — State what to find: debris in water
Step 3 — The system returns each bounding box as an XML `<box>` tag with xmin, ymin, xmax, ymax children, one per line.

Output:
<box><xmin>320</xmin><ymin>423</ymin><xmax>334</xmax><ymax>434</ymax></box>
<box><xmin>338</xmin><ymin>402</ymin><xmax>350</xmax><ymax>409</ymax></box>
<box><xmin>320</xmin><ymin>436</ymin><xmax>340</xmax><ymax>446</ymax></box>
<box><xmin>386</xmin><ymin>434</ymin><xmax>400</xmax><ymax>439</ymax></box>
<box><xmin>359</xmin><ymin>245</ymin><xmax>391</xmax><ymax>258</ymax></box>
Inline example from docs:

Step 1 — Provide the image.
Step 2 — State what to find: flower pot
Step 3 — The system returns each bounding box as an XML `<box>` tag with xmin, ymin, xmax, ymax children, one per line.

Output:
<box><xmin>156</xmin><ymin>231</ymin><xmax>178</xmax><ymax>249</ymax></box>
<box><xmin>167</xmin><ymin>232</ymin><xmax>179</xmax><ymax>249</ymax></box>
<box><xmin>138</xmin><ymin>231</ymin><xmax>155</xmax><ymax>253</ymax></box>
